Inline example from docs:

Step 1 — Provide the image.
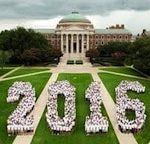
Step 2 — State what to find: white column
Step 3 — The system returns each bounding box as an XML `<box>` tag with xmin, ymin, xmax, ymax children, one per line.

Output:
<box><xmin>66</xmin><ymin>34</ymin><xmax>68</xmax><ymax>54</ymax></box>
<box><xmin>71</xmin><ymin>34</ymin><xmax>73</xmax><ymax>53</ymax></box>
<box><xmin>81</xmin><ymin>34</ymin><xmax>84</xmax><ymax>53</ymax></box>
<box><xmin>61</xmin><ymin>34</ymin><xmax>64</xmax><ymax>53</ymax></box>
<box><xmin>77</xmin><ymin>34</ymin><xmax>79</xmax><ymax>53</ymax></box>
<box><xmin>87</xmin><ymin>34</ymin><xmax>89</xmax><ymax>51</ymax></box>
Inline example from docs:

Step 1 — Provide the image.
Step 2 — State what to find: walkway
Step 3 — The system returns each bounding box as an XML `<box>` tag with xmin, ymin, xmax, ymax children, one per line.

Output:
<box><xmin>0</xmin><ymin>70</ymin><xmax>50</xmax><ymax>82</ymax></box>
<box><xmin>100</xmin><ymin>70</ymin><xmax>150</xmax><ymax>81</ymax></box>
<box><xmin>0</xmin><ymin>67</ymin><xmax>21</xmax><ymax>80</ymax></box>
<box><xmin>13</xmin><ymin>69</ymin><xmax>58</xmax><ymax>144</ymax></box>
<box><xmin>91</xmin><ymin>72</ymin><xmax>137</xmax><ymax>144</ymax></box>
<box><xmin>12</xmin><ymin>61</ymin><xmax>138</xmax><ymax>144</ymax></box>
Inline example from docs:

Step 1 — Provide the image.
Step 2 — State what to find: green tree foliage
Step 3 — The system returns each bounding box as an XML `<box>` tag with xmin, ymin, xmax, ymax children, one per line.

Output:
<box><xmin>129</xmin><ymin>36</ymin><xmax>150</xmax><ymax>75</ymax></box>
<box><xmin>0</xmin><ymin>27</ymin><xmax>62</xmax><ymax>65</ymax></box>
<box><xmin>21</xmin><ymin>48</ymin><xmax>42</xmax><ymax>65</ymax></box>
<box><xmin>0</xmin><ymin>27</ymin><xmax>48</xmax><ymax>62</ymax></box>
<box><xmin>21</xmin><ymin>47</ymin><xmax>62</xmax><ymax>65</ymax></box>
<box><xmin>90</xmin><ymin>42</ymin><xmax>131</xmax><ymax>65</ymax></box>
<box><xmin>0</xmin><ymin>50</ymin><xmax>11</xmax><ymax>69</ymax></box>
<box><xmin>97</xmin><ymin>42</ymin><xmax>130</xmax><ymax>57</ymax></box>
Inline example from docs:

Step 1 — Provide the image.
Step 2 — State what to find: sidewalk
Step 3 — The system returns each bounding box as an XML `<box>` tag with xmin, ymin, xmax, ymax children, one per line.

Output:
<box><xmin>100</xmin><ymin>70</ymin><xmax>149</xmax><ymax>81</ymax></box>
<box><xmin>91</xmin><ymin>71</ymin><xmax>138</xmax><ymax>144</ymax></box>
<box><xmin>13</xmin><ymin>70</ymin><xmax>58</xmax><ymax>144</ymax></box>
<box><xmin>0</xmin><ymin>67</ymin><xmax>21</xmax><ymax>80</ymax></box>
<box><xmin>0</xmin><ymin>70</ymin><xmax>50</xmax><ymax>82</ymax></box>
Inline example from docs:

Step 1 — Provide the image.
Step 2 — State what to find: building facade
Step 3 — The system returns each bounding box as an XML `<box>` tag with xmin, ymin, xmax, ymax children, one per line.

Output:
<box><xmin>35</xmin><ymin>12</ymin><xmax>132</xmax><ymax>57</ymax></box>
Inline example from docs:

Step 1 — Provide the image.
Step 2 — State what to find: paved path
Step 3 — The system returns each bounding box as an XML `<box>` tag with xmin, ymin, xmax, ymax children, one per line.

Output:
<box><xmin>100</xmin><ymin>70</ymin><xmax>150</xmax><ymax>81</ymax></box>
<box><xmin>0</xmin><ymin>67</ymin><xmax>21</xmax><ymax>80</ymax></box>
<box><xmin>13</xmin><ymin>69</ymin><xmax>58</xmax><ymax>144</ymax></box>
<box><xmin>12</xmin><ymin>61</ymin><xmax>138</xmax><ymax>144</ymax></box>
<box><xmin>91</xmin><ymin>72</ymin><xmax>138</xmax><ymax>144</ymax></box>
<box><xmin>0</xmin><ymin>70</ymin><xmax>51</xmax><ymax>82</ymax></box>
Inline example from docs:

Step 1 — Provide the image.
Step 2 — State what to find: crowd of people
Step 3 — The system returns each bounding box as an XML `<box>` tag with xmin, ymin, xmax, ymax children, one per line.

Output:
<box><xmin>7</xmin><ymin>81</ymin><xmax>36</xmax><ymax>134</ymax></box>
<box><xmin>85</xmin><ymin>82</ymin><xmax>109</xmax><ymax>133</ymax></box>
<box><xmin>46</xmin><ymin>80</ymin><xmax>76</xmax><ymax>133</ymax></box>
<box><xmin>6</xmin><ymin>79</ymin><xmax>146</xmax><ymax>135</ymax></box>
<box><xmin>116</xmin><ymin>80</ymin><xmax>146</xmax><ymax>133</ymax></box>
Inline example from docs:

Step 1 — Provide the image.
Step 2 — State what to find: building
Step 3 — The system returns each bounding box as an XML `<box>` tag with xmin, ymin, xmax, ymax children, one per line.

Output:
<box><xmin>35</xmin><ymin>12</ymin><xmax>132</xmax><ymax>58</ymax></box>
<box><xmin>141</xmin><ymin>29</ymin><xmax>150</xmax><ymax>37</ymax></box>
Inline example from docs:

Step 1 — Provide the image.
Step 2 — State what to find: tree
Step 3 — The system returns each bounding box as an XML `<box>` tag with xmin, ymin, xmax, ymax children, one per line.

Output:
<box><xmin>21</xmin><ymin>46</ymin><xmax>63</xmax><ymax>65</ymax></box>
<box><xmin>0</xmin><ymin>27</ymin><xmax>49</xmax><ymax>64</ymax></box>
<box><xmin>129</xmin><ymin>36</ymin><xmax>150</xmax><ymax>75</ymax></box>
<box><xmin>21</xmin><ymin>48</ymin><xmax>42</xmax><ymax>65</ymax></box>
<box><xmin>0</xmin><ymin>50</ymin><xmax>11</xmax><ymax>69</ymax></box>
<box><xmin>97</xmin><ymin>42</ymin><xmax>130</xmax><ymax>57</ymax></box>
<box><xmin>86</xmin><ymin>49</ymin><xmax>99</xmax><ymax>62</ymax></box>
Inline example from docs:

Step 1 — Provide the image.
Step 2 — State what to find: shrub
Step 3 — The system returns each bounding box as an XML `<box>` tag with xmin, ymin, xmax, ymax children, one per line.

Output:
<box><xmin>75</xmin><ymin>60</ymin><xmax>83</xmax><ymax>64</ymax></box>
<box><xmin>67</xmin><ymin>60</ymin><xmax>74</xmax><ymax>64</ymax></box>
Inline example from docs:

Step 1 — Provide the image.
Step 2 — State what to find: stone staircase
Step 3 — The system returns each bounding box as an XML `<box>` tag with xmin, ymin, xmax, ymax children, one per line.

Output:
<box><xmin>58</xmin><ymin>53</ymin><xmax>90</xmax><ymax>66</ymax></box>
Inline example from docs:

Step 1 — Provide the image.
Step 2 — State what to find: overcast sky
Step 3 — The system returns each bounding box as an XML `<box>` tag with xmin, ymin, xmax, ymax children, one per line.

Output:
<box><xmin>0</xmin><ymin>0</ymin><xmax>150</xmax><ymax>34</ymax></box>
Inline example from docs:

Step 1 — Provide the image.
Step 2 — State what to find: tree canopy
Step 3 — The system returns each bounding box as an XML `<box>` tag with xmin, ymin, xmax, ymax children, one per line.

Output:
<box><xmin>129</xmin><ymin>36</ymin><xmax>150</xmax><ymax>75</ymax></box>
<box><xmin>0</xmin><ymin>27</ymin><xmax>62</xmax><ymax>65</ymax></box>
<box><xmin>86</xmin><ymin>39</ymin><xmax>150</xmax><ymax>75</ymax></box>
<box><xmin>97</xmin><ymin>42</ymin><xmax>130</xmax><ymax>57</ymax></box>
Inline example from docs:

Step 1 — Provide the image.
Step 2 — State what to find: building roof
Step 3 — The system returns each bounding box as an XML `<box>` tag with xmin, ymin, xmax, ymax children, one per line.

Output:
<box><xmin>34</xmin><ymin>28</ymin><xmax>132</xmax><ymax>35</ymax></box>
<box><xmin>95</xmin><ymin>29</ymin><xmax>131</xmax><ymax>35</ymax></box>
<box><xmin>34</xmin><ymin>29</ymin><xmax>55</xmax><ymax>34</ymax></box>
<box><xmin>59</xmin><ymin>12</ymin><xmax>91</xmax><ymax>23</ymax></box>
<box><xmin>145</xmin><ymin>31</ymin><xmax>150</xmax><ymax>36</ymax></box>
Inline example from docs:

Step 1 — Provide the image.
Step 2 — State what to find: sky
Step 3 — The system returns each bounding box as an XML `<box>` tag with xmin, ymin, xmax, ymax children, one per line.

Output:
<box><xmin>0</xmin><ymin>0</ymin><xmax>150</xmax><ymax>35</ymax></box>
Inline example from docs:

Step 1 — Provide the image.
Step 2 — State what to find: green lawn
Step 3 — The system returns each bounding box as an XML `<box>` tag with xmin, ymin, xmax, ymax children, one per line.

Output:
<box><xmin>57</xmin><ymin>94</ymin><xmax>65</xmax><ymax>118</ymax></box>
<box><xmin>0</xmin><ymin>69</ymin><xmax>13</xmax><ymax>76</ymax></box>
<box><xmin>0</xmin><ymin>73</ymin><xmax>51</xmax><ymax>144</ymax></box>
<box><xmin>6</xmin><ymin>68</ymin><xmax>50</xmax><ymax>78</ymax></box>
<box><xmin>99</xmin><ymin>73</ymin><xmax>150</xmax><ymax>144</ymax></box>
<box><xmin>31</xmin><ymin>73</ymin><xmax>118</xmax><ymax>144</ymax></box>
<box><xmin>100</xmin><ymin>67</ymin><xmax>143</xmax><ymax>77</ymax></box>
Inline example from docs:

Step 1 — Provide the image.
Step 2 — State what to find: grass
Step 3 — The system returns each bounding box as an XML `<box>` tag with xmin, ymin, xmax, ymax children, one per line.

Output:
<box><xmin>99</xmin><ymin>67</ymin><xmax>143</xmax><ymax>77</ymax></box>
<box><xmin>5</xmin><ymin>68</ymin><xmax>49</xmax><ymax>78</ymax></box>
<box><xmin>31</xmin><ymin>73</ymin><xmax>118</xmax><ymax>144</ymax></box>
<box><xmin>57</xmin><ymin>94</ymin><xmax>65</xmax><ymax>118</ymax></box>
<box><xmin>125</xmin><ymin>110</ymin><xmax>136</xmax><ymax>121</ymax></box>
<box><xmin>0</xmin><ymin>69</ymin><xmax>13</xmax><ymax>76</ymax></box>
<box><xmin>0</xmin><ymin>73</ymin><xmax>51</xmax><ymax>144</ymax></box>
<box><xmin>98</xmin><ymin>72</ymin><xmax>150</xmax><ymax>144</ymax></box>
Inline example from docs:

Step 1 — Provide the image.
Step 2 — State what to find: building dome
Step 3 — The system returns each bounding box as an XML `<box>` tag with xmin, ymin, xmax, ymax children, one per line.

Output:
<box><xmin>59</xmin><ymin>12</ymin><xmax>91</xmax><ymax>23</ymax></box>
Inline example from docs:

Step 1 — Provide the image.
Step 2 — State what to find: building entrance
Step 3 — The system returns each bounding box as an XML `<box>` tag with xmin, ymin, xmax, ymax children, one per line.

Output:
<box><xmin>73</xmin><ymin>42</ymin><xmax>77</xmax><ymax>53</ymax></box>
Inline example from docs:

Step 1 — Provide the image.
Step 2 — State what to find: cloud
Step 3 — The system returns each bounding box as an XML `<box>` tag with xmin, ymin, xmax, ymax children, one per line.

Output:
<box><xmin>0</xmin><ymin>0</ymin><xmax>150</xmax><ymax>19</ymax></box>
<box><xmin>0</xmin><ymin>10</ymin><xmax>150</xmax><ymax>34</ymax></box>
<box><xmin>0</xmin><ymin>0</ymin><xmax>149</xmax><ymax>34</ymax></box>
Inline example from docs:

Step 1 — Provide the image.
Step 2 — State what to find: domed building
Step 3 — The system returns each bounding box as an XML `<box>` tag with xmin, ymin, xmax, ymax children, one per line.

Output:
<box><xmin>35</xmin><ymin>12</ymin><xmax>132</xmax><ymax>59</ymax></box>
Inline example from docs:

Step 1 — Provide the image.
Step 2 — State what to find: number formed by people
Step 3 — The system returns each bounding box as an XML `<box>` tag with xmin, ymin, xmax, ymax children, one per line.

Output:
<box><xmin>7</xmin><ymin>81</ymin><xmax>36</xmax><ymax>134</ymax></box>
<box><xmin>85</xmin><ymin>81</ymin><xmax>109</xmax><ymax>133</ymax></box>
<box><xmin>46</xmin><ymin>80</ymin><xmax>76</xmax><ymax>132</ymax></box>
<box><xmin>6</xmin><ymin>80</ymin><xmax>146</xmax><ymax>135</ymax></box>
<box><xmin>116</xmin><ymin>81</ymin><xmax>146</xmax><ymax>133</ymax></box>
